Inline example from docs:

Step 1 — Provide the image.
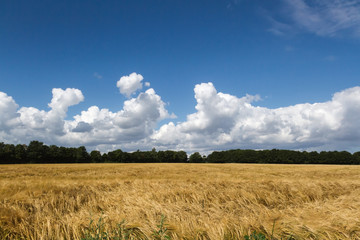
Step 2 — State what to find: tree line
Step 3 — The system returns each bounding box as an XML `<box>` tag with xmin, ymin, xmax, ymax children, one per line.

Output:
<box><xmin>0</xmin><ymin>141</ymin><xmax>187</xmax><ymax>164</ymax></box>
<box><xmin>205</xmin><ymin>149</ymin><xmax>360</xmax><ymax>165</ymax></box>
<box><xmin>0</xmin><ymin>141</ymin><xmax>360</xmax><ymax>164</ymax></box>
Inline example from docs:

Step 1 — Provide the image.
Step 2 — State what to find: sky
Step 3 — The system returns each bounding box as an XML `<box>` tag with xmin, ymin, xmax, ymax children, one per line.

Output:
<box><xmin>1</xmin><ymin>0</ymin><xmax>360</xmax><ymax>154</ymax></box>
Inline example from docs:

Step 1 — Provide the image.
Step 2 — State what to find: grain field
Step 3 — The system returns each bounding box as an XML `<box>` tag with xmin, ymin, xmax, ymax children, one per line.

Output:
<box><xmin>0</xmin><ymin>163</ymin><xmax>360</xmax><ymax>239</ymax></box>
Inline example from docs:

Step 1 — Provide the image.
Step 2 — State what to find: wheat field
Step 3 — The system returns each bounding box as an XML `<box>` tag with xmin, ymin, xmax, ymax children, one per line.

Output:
<box><xmin>0</xmin><ymin>163</ymin><xmax>360</xmax><ymax>239</ymax></box>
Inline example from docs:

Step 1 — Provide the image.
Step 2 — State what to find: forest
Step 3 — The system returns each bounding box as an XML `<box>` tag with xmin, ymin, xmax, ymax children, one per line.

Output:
<box><xmin>0</xmin><ymin>140</ymin><xmax>360</xmax><ymax>165</ymax></box>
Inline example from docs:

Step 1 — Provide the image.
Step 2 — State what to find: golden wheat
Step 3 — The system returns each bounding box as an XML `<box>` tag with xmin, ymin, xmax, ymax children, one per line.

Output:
<box><xmin>0</xmin><ymin>163</ymin><xmax>360</xmax><ymax>239</ymax></box>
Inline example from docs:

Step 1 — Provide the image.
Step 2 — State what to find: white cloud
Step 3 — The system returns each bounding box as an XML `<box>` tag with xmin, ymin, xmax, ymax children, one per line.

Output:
<box><xmin>1</xmin><ymin>79</ymin><xmax>360</xmax><ymax>153</ymax></box>
<box><xmin>72</xmin><ymin>121</ymin><xmax>93</xmax><ymax>132</ymax></box>
<box><xmin>19</xmin><ymin>88</ymin><xmax>84</xmax><ymax>137</ymax></box>
<box><xmin>268</xmin><ymin>0</ymin><xmax>360</xmax><ymax>38</ymax></box>
<box><xmin>62</xmin><ymin>88</ymin><xmax>172</xmax><ymax>147</ymax></box>
<box><xmin>0</xmin><ymin>88</ymin><xmax>84</xmax><ymax>144</ymax></box>
<box><xmin>0</xmin><ymin>92</ymin><xmax>20</xmax><ymax>130</ymax></box>
<box><xmin>116</xmin><ymin>72</ymin><xmax>145</xmax><ymax>97</ymax></box>
<box><xmin>0</xmin><ymin>83</ymin><xmax>171</xmax><ymax>149</ymax></box>
<box><xmin>48</xmin><ymin>88</ymin><xmax>84</xmax><ymax>114</ymax></box>
<box><xmin>152</xmin><ymin>83</ymin><xmax>360</xmax><ymax>152</ymax></box>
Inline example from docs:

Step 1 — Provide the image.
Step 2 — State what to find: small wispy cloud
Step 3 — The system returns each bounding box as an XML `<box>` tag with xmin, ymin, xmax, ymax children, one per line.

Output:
<box><xmin>267</xmin><ymin>17</ymin><xmax>294</xmax><ymax>36</ymax></box>
<box><xmin>226</xmin><ymin>0</ymin><xmax>241</xmax><ymax>10</ymax></box>
<box><xmin>267</xmin><ymin>0</ymin><xmax>360</xmax><ymax>38</ymax></box>
<box><xmin>93</xmin><ymin>72</ymin><xmax>103</xmax><ymax>79</ymax></box>
<box><xmin>285</xmin><ymin>45</ymin><xmax>294</xmax><ymax>52</ymax></box>
<box><xmin>324</xmin><ymin>55</ymin><xmax>336</xmax><ymax>62</ymax></box>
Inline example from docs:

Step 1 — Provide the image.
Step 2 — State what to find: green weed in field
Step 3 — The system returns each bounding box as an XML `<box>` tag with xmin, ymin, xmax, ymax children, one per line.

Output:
<box><xmin>82</xmin><ymin>215</ymin><xmax>295</xmax><ymax>240</ymax></box>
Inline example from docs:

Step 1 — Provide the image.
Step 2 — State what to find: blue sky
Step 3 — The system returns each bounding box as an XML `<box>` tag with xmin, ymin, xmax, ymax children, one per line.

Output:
<box><xmin>1</xmin><ymin>0</ymin><xmax>360</xmax><ymax>153</ymax></box>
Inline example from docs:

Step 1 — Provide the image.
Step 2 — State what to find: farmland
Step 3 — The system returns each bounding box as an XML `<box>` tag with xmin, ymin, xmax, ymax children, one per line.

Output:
<box><xmin>0</xmin><ymin>163</ymin><xmax>360</xmax><ymax>239</ymax></box>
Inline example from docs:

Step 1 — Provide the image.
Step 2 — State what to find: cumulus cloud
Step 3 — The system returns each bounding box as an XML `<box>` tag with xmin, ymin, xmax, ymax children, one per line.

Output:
<box><xmin>19</xmin><ymin>88</ymin><xmax>84</xmax><ymax>138</ymax></box>
<box><xmin>64</xmin><ymin>88</ymin><xmax>171</xmax><ymax>146</ymax></box>
<box><xmin>0</xmin><ymin>88</ymin><xmax>84</xmax><ymax>144</ymax></box>
<box><xmin>1</xmin><ymin>77</ymin><xmax>360</xmax><ymax>153</ymax></box>
<box><xmin>72</xmin><ymin>121</ymin><xmax>93</xmax><ymax>132</ymax></box>
<box><xmin>116</xmin><ymin>72</ymin><xmax>145</xmax><ymax>97</ymax></box>
<box><xmin>48</xmin><ymin>88</ymin><xmax>84</xmax><ymax>113</ymax></box>
<box><xmin>0</xmin><ymin>92</ymin><xmax>19</xmax><ymax>127</ymax></box>
<box><xmin>268</xmin><ymin>0</ymin><xmax>360</xmax><ymax>38</ymax></box>
<box><xmin>0</xmin><ymin>84</ymin><xmax>171</xmax><ymax>149</ymax></box>
<box><xmin>152</xmin><ymin>83</ymin><xmax>360</xmax><ymax>152</ymax></box>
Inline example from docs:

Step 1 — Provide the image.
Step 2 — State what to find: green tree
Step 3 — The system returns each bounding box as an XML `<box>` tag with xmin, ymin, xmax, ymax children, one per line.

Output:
<box><xmin>90</xmin><ymin>150</ymin><xmax>102</xmax><ymax>163</ymax></box>
<box><xmin>107</xmin><ymin>149</ymin><xmax>127</xmax><ymax>163</ymax></box>
<box><xmin>14</xmin><ymin>144</ymin><xmax>27</xmax><ymax>163</ymax></box>
<box><xmin>1</xmin><ymin>143</ymin><xmax>15</xmax><ymax>164</ymax></box>
<box><xmin>75</xmin><ymin>146</ymin><xmax>90</xmax><ymax>163</ymax></box>
<box><xmin>189</xmin><ymin>152</ymin><xmax>203</xmax><ymax>163</ymax></box>
<box><xmin>27</xmin><ymin>141</ymin><xmax>46</xmax><ymax>163</ymax></box>
<box><xmin>48</xmin><ymin>145</ymin><xmax>60</xmax><ymax>163</ymax></box>
<box><xmin>176</xmin><ymin>151</ymin><xmax>188</xmax><ymax>163</ymax></box>
<box><xmin>353</xmin><ymin>152</ymin><xmax>360</xmax><ymax>165</ymax></box>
